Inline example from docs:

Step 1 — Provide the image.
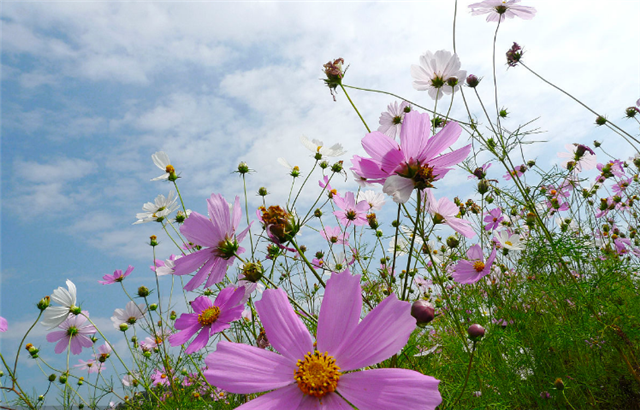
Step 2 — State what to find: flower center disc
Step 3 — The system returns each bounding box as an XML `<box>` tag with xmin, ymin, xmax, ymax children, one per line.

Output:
<box><xmin>198</xmin><ymin>306</ymin><xmax>221</xmax><ymax>326</ymax></box>
<box><xmin>294</xmin><ymin>351</ymin><xmax>341</xmax><ymax>398</ymax></box>
<box><xmin>473</xmin><ymin>261</ymin><xmax>485</xmax><ymax>273</ymax></box>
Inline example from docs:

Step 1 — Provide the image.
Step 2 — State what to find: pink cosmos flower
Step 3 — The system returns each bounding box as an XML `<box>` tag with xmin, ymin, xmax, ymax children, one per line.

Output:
<box><xmin>351</xmin><ymin>111</ymin><xmax>471</xmax><ymax>203</ymax></box>
<box><xmin>151</xmin><ymin>368</ymin><xmax>171</xmax><ymax>387</ymax></box>
<box><xmin>204</xmin><ymin>272</ymin><xmax>442</xmax><ymax>409</ymax></box>
<box><xmin>74</xmin><ymin>359</ymin><xmax>105</xmax><ymax>374</ymax></box>
<box><xmin>425</xmin><ymin>190</ymin><xmax>475</xmax><ymax>238</ymax></box>
<box><xmin>503</xmin><ymin>164</ymin><xmax>526</xmax><ymax>181</ymax></box>
<box><xmin>319</xmin><ymin>176</ymin><xmax>341</xmax><ymax>200</ymax></box>
<box><xmin>99</xmin><ymin>265</ymin><xmax>134</xmax><ymax>285</ymax></box>
<box><xmin>333</xmin><ymin>192</ymin><xmax>369</xmax><ymax>227</ymax></box>
<box><xmin>612</xmin><ymin>178</ymin><xmax>633</xmax><ymax>195</ymax></box>
<box><xmin>558</xmin><ymin>144</ymin><xmax>597</xmax><ymax>172</ymax></box>
<box><xmin>483</xmin><ymin>208</ymin><xmax>504</xmax><ymax>231</ymax></box>
<box><xmin>152</xmin><ymin>254</ymin><xmax>180</xmax><ymax>276</ymax></box>
<box><xmin>453</xmin><ymin>245</ymin><xmax>498</xmax><ymax>284</ymax></box>
<box><xmin>321</xmin><ymin>226</ymin><xmax>350</xmax><ymax>245</ymax></box>
<box><xmin>46</xmin><ymin>312</ymin><xmax>96</xmax><ymax>355</ymax></box>
<box><xmin>378</xmin><ymin>101</ymin><xmax>411</xmax><ymax>138</ymax></box>
<box><xmin>95</xmin><ymin>342</ymin><xmax>112</xmax><ymax>361</ymax></box>
<box><xmin>173</xmin><ymin>193</ymin><xmax>251</xmax><ymax>291</ymax></box>
<box><xmin>0</xmin><ymin>316</ymin><xmax>7</xmax><ymax>332</ymax></box>
<box><xmin>169</xmin><ymin>287</ymin><xmax>245</xmax><ymax>354</ymax></box>
<box><xmin>357</xmin><ymin>190</ymin><xmax>386</xmax><ymax>211</ymax></box>
<box><xmin>468</xmin><ymin>0</ymin><xmax>536</xmax><ymax>22</ymax></box>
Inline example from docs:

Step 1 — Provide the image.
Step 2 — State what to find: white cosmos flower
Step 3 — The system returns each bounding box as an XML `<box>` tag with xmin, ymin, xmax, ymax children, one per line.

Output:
<box><xmin>300</xmin><ymin>136</ymin><xmax>346</xmax><ymax>158</ymax></box>
<box><xmin>111</xmin><ymin>301</ymin><xmax>147</xmax><ymax>329</ymax></box>
<box><xmin>133</xmin><ymin>192</ymin><xmax>179</xmax><ymax>225</ymax></box>
<box><xmin>388</xmin><ymin>226</ymin><xmax>425</xmax><ymax>257</ymax></box>
<box><xmin>411</xmin><ymin>50</ymin><xmax>467</xmax><ymax>100</ymax></box>
<box><xmin>495</xmin><ymin>230</ymin><xmax>525</xmax><ymax>251</ymax></box>
<box><xmin>156</xmin><ymin>254</ymin><xmax>182</xmax><ymax>276</ymax></box>
<box><xmin>41</xmin><ymin>280</ymin><xmax>78</xmax><ymax>329</ymax></box>
<box><xmin>357</xmin><ymin>190</ymin><xmax>386</xmax><ymax>211</ymax></box>
<box><xmin>151</xmin><ymin>151</ymin><xmax>175</xmax><ymax>181</ymax></box>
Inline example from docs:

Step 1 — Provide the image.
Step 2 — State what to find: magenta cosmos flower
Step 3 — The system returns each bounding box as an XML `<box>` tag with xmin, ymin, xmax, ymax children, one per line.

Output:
<box><xmin>173</xmin><ymin>193</ymin><xmax>251</xmax><ymax>291</ymax></box>
<box><xmin>204</xmin><ymin>272</ymin><xmax>441</xmax><ymax>410</ymax></box>
<box><xmin>333</xmin><ymin>192</ymin><xmax>368</xmax><ymax>227</ymax></box>
<box><xmin>453</xmin><ymin>245</ymin><xmax>497</xmax><ymax>284</ymax></box>
<box><xmin>351</xmin><ymin>111</ymin><xmax>471</xmax><ymax>204</ymax></box>
<box><xmin>169</xmin><ymin>286</ymin><xmax>244</xmax><ymax>354</ymax></box>
<box><xmin>46</xmin><ymin>311</ymin><xmax>96</xmax><ymax>355</ymax></box>
<box><xmin>483</xmin><ymin>208</ymin><xmax>504</xmax><ymax>231</ymax></box>
<box><xmin>99</xmin><ymin>265</ymin><xmax>134</xmax><ymax>285</ymax></box>
<box><xmin>468</xmin><ymin>0</ymin><xmax>536</xmax><ymax>22</ymax></box>
<box><xmin>0</xmin><ymin>316</ymin><xmax>7</xmax><ymax>332</ymax></box>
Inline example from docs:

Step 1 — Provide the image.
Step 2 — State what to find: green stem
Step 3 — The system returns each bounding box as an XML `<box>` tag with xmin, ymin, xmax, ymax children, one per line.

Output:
<box><xmin>290</xmin><ymin>240</ymin><xmax>326</xmax><ymax>288</ymax></box>
<box><xmin>449</xmin><ymin>342</ymin><xmax>477</xmax><ymax>409</ymax></box>
<box><xmin>339</xmin><ymin>83</ymin><xmax>371</xmax><ymax>132</ymax></box>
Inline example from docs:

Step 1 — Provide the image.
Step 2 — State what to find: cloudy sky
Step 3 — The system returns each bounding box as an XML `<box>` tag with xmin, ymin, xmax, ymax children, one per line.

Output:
<box><xmin>1</xmin><ymin>0</ymin><xmax>639</xmax><ymax>402</ymax></box>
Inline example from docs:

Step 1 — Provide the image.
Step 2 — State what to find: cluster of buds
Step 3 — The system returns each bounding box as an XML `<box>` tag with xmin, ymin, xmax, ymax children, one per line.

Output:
<box><xmin>25</xmin><ymin>343</ymin><xmax>39</xmax><ymax>359</ymax></box>
<box><xmin>506</xmin><ymin>42</ymin><xmax>523</xmax><ymax>67</ymax></box>
<box><xmin>259</xmin><ymin>205</ymin><xmax>299</xmax><ymax>244</ymax></box>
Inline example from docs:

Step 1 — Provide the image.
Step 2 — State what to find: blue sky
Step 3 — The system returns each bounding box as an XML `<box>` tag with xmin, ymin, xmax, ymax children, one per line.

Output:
<box><xmin>2</xmin><ymin>0</ymin><xmax>639</xmax><ymax>404</ymax></box>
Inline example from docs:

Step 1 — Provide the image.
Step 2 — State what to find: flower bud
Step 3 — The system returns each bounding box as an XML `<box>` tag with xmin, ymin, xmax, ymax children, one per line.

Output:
<box><xmin>70</xmin><ymin>306</ymin><xmax>82</xmax><ymax>315</ymax></box>
<box><xmin>119</xmin><ymin>323</ymin><xmax>129</xmax><ymax>332</ymax></box>
<box><xmin>554</xmin><ymin>378</ymin><xmax>564</xmax><ymax>390</ymax></box>
<box><xmin>48</xmin><ymin>374</ymin><xmax>56</xmax><ymax>382</ymax></box>
<box><xmin>258</xmin><ymin>187</ymin><xmax>268</xmax><ymax>196</ymax></box>
<box><xmin>626</xmin><ymin>107</ymin><xmax>638</xmax><ymax>118</ymax></box>
<box><xmin>595</xmin><ymin>115</ymin><xmax>607</xmax><ymax>126</ymax></box>
<box><xmin>477</xmin><ymin>180</ymin><xmax>490</xmax><ymax>195</ymax></box>
<box><xmin>446</xmin><ymin>77</ymin><xmax>459</xmax><ymax>87</ymax></box>
<box><xmin>137</xmin><ymin>286</ymin><xmax>150</xmax><ymax>298</ymax></box>
<box><xmin>314</xmin><ymin>209</ymin><xmax>323</xmax><ymax>218</ymax></box>
<box><xmin>466</xmin><ymin>74</ymin><xmax>480</xmax><ymax>88</ymax></box>
<box><xmin>499</xmin><ymin>108</ymin><xmax>509</xmax><ymax>118</ymax></box>
<box><xmin>150</xmin><ymin>235</ymin><xmax>158</xmax><ymax>247</ymax></box>
<box><xmin>411</xmin><ymin>300</ymin><xmax>435</xmax><ymax>327</ymax></box>
<box><xmin>319</xmin><ymin>160</ymin><xmax>329</xmax><ymax>169</ymax></box>
<box><xmin>446</xmin><ymin>236</ymin><xmax>460</xmax><ymax>249</ymax></box>
<box><xmin>376</xmin><ymin>230</ymin><xmax>383</xmax><ymax>237</ymax></box>
<box><xmin>37</xmin><ymin>296</ymin><xmax>50</xmax><ymax>311</ymax></box>
<box><xmin>38</xmin><ymin>395</ymin><xmax>44</xmax><ymax>401</ymax></box>
<box><xmin>467</xmin><ymin>324</ymin><xmax>485</xmax><ymax>341</ymax></box>
<box><xmin>241</xmin><ymin>261</ymin><xmax>264</xmax><ymax>283</ymax></box>
<box><xmin>149</xmin><ymin>303</ymin><xmax>158</xmax><ymax>311</ymax></box>
<box><xmin>237</xmin><ymin>161</ymin><xmax>250</xmax><ymax>174</ymax></box>
<box><xmin>143</xmin><ymin>351</ymin><xmax>152</xmax><ymax>359</ymax></box>
<box><xmin>331</xmin><ymin>161</ymin><xmax>344</xmax><ymax>173</ymax></box>
<box><xmin>170</xmin><ymin>311</ymin><xmax>177</xmax><ymax>321</ymax></box>
<box><xmin>59</xmin><ymin>375</ymin><xmax>67</xmax><ymax>384</ymax></box>
<box><xmin>175</xmin><ymin>211</ymin><xmax>186</xmax><ymax>223</ymax></box>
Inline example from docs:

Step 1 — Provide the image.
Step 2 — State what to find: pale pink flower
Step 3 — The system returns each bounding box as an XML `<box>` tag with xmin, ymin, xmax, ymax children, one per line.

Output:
<box><xmin>321</xmin><ymin>226</ymin><xmax>350</xmax><ymax>245</ymax></box>
<box><xmin>558</xmin><ymin>144</ymin><xmax>597</xmax><ymax>172</ymax></box>
<box><xmin>411</xmin><ymin>50</ymin><xmax>467</xmax><ymax>100</ymax></box>
<box><xmin>46</xmin><ymin>312</ymin><xmax>96</xmax><ymax>355</ymax></box>
<box><xmin>357</xmin><ymin>190</ymin><xmax>386</xmax><ymax>211</ymax></box>
<box><xmin>0</xmin><ymin>317</ymin><xmax>7</xmax><ymax>332</ymax></box>
<box><xmin>333</xmin><ymin>192</ymin><xmax>369</xmax><ymax>227</ymax></box>
<box><xmin>424</xmin><ymin>190</ymin><xmax>475</xmax><ymax>238</ymax></box>
<box><xmin>99</xmin><ymin>265</ymin><xmax>134</xmax><ymax>285</ymax></box>
<box><xmin>453</xmin><ymin>245</ymin><xmax>498</xmax><ymax>284</ymax></box>
<box><xmin>378</xmin><ymin>101</ymin><xmax>411</xmax><ymax>138</ymax></box>
<box><xmin>74</xmin><ymin>359</ymin><xmax>105</xmax><ymax>374</ymax></box>
<box><xmin>468</xmin><ymin>0</ymin><xmax>536</xmax><ymax>22</ymax></box>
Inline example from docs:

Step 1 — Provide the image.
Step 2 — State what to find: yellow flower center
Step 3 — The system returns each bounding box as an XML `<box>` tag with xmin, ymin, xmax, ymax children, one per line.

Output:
<box><xmin>198</xmin><ymin>306</ymin><xmax>221</xmax><ymax>326</ymax></box>
<box><xmin>165</xmin><ymin>165</ymin><xmax>175</xmax><ymax>174</ymax></box>
<box><xmin>473</xmin><ymin>261</ymin><xmax>485</xmax><ymax>272</ymax></box>
<box><xmin>294</xmin><ymin>351</ymin><xmax>341</xmax><ymax>398</ymax></box>
<box><xmin>505</xmin><ymin>241</ymin><xmax>513</xmax><ymax>246</ymax></box>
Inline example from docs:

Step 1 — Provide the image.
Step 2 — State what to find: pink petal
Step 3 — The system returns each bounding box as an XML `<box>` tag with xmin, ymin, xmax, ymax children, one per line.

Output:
<box><xmin>46</xmin><ymin>330</ymin><xmax>68</xmax><ymax>343</ymax></box>
<box><xmin>418</xmin><ymin>121</ymin><xmax>461</xmax><ymax>161</ymax></box>
<box><xmin>255</xmin><ymin>288</ymin><xmax>313</xmax><ymax>363</ymax></box>
<box><xmin>55</xmin><ymin>337</ymin><xmax>70</xmax><ymax>354</ymax></box>
<box><xmin>183</xmin><ymin>255</ymin><xmax>219</xmax><ymax>291</ymax></box>
<box><xmin>428</xmin><ymin>144</ymin><xmax>471</xmax><ymax>168</ymax></box>
<box><xmin>361</xmin><ymin>132</ymin><xmax>404</xmax><ymax>173</ymax></box>
<box><xmin>204</xmin><ymin>341</ymin><xmax>295</xmax><ymax>394</ymax></box>
<box><xmin>233</xmin><ymin>384</ymin><xmax>304</xmax><ymax>410</ymax></box>
<box><xmin>466</xmin><ymin>244</ymin><xmax>483</xmax><ymax>260</ymax></box>
<box><xmin>332</xmin><ymin>294</ymin><xmax>415</xmax><ymax>371</ymax></box>
<box><xmin>185</xmin><ymin>326</ymin><xmax>211</xmax><ymax>354</ymax></box>
<box><xmin>317</xmin><ymin>272</ymin><xmax>362</xmax><ymax>355</ymax></box>
<box><xmin>399</xmin><ymin>111</ymin><xmax>430</xmax><ymax>162</ymax></box>
<box><xmin>446</xmin><ymin>218</ymin><xmax>476</xmax><ymax>238</ymax></box>
<box><xmin>191</xmin><ymin>296</ymin><xmax>214</xmax><ymax>313</ymax></box>
<box><xmin>172</xmin><ymin>249</ymin><xmax>211</xmax><ymax>276</ymax></box>
<box><xmin>207</xmin><ymin>193</ymin><xmax>231</xmax><ymax>238</ymax></box>
<box><xmin>298</xmin><ymin>393</ymin><xmax>352</xmax><ymax>409</ymax></box>
<box><xmin>231</xmin><ymin>195</ymin><xmax>242</xmax><ymax>232</ymax></box>
<box><xmin>180</xmin><ymin>211</ymin><xmax>220</xmax><ymax>247</ymax></box>
<box><xmin>338</xmin><ymin>369</ymin><xmax>442</xmax><ymax>410</ymax></box>
<box><xmin>203</xmin><ymin>257</ymin><xmax>228</xmax><ymax>288</ymax></box>
<box><xmin>169</xmin><ymin>324</ymin><xmax>200</xmax><ymax>347</ymax></box>
<box><xmin>174</xmin><ymin>312</ymin><xmax>199</xmax><ymax>330</ymax></box>
<box><xmin>382</xmin><ymin>175</ymin><xmax>414</xmax><ymax>204</ymax></box>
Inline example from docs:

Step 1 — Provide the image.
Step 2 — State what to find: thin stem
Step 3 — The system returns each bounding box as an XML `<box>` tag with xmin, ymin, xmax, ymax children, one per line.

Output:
<box><xmin>339</xmin><ymin>83</ymin><xmax>370</xmax><ymax>132</ymax></box>
<box><xmin>492</xmin><ymin>19</ymin><xmax>502</xmax><ymax>133</ymax></box>
<box><xmin>449</xmin><ymin>341</ymin><xmax>477</xmax><ymax>409</ymax></box>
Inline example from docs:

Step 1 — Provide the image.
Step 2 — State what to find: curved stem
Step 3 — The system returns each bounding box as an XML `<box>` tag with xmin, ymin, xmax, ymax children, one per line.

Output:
<box><xmin>339</xmin><ymin>83</ymin><xmax>370</xmax><ymax>132</ymax></box>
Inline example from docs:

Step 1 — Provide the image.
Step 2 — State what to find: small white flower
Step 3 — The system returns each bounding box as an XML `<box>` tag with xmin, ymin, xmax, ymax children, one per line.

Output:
<box><xmin>389</xmin><ymin>227</ymin><xmax>425</xmax><ymax>257</ymax></box>
<box><xmin>411</xmin><ymin>50</ymin><xmax>467</xmax><ymax>100</ymax></box>
<box><xmin>300</xmin><ymin>136</ymin><xmax>346</xmax><ymax>158</ymax></box>
<box><xmin>495</xmin><ymin>230</ymin><xmax>525</xmax><ymax>251</ymax></box>
<box><xmin>156</xmin><ymin>255</ymin><xmax>182</xmax><ymax>276</ymax></box>
<box><xmin>133</xmin><ymin>192</ymin><xmax>179</xmax><ymax>224</ymax></box>
<box><xmin>378</xmin><ymin>101</ymin><xmax>411</xmax><ymax>139</ymax></box>
<box><xmin>41</xmin><ymin>280</ymin><xmax>78</xmax><ymax>329</ymax></box>
<box><xmin>151</xmin><ymin>151</ymin><xmax>175</xmax><ymax>181</ymax></box>
<box><xmin>111</xmin><ymin>301</ymin><xmax>147</xmax><ymax>329</ymax></box>
<box><xmin>357</xmin><ymin>190</ymin><xmax>386</xmax><ymax>211</ymax></box>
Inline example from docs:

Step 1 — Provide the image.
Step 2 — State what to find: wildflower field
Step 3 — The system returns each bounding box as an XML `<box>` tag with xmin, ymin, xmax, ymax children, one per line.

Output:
<box><xmin>2</xmin><ymin>1</ymin><xmax>640</xmax><ymax>409</ymax></box>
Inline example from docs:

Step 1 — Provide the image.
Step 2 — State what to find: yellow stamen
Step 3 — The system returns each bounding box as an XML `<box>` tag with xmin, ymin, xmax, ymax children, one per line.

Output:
<box><xmin>294</xmin><ymin>351</ymin><xmax>341</xmax><ymax>399</ymax></box>
<box><xmin>165</xmin><ymin>164</ymin><xmax>175</xmax><ymax>174</ymax></box>
<box><xmin>473</xmin><ymin>261</ymin><xmax>485</xmax><ymax>272</ymax></box>
<box><xmin>198</xmin><ymin>306</ymin><xmax>221</xmax><ymax>326</ymax></box>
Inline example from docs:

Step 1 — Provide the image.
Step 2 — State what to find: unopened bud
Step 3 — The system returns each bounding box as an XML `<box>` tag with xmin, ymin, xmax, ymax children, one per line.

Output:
<box><xmin>554</xmin><ymin>378</ymin><xmax>564</xmax><ymax>390</ymax></box>
<box><xmin>48</xmin><ymin>374</ymin><xmax>56</xmax><ymax>382</ymax></box>
<box><xmin>446</xmin><ymin>236</ymin><xmax>459</xmax><ymax>248</ymax></box>
<box><xmin>258</xmin><ymin>187</ymin><xmax>268</xmax><ymax>196</ymax></box>
<box><xmin>119</xmin><ymin>323</ymin><xmax>129</xmax><ymax>332</ymax></box>
<box><xmin>331</xmin><ymin>161</ymin><xmax>343</xmax><ymax>173</ymax></box>
<box><xmin>170</xmin><ymin>311</ymin><xmax>177</xmax><ymax>321</ymax></box>
<box><xmin>237</xmin><ymin>161</ymin><xmax>250</xmax><ymax>174</ymax></box>
<box><xmin>137</xmin><ymin>286</ymin><xmax>150</xmax><ymax>298</ymax></box>
<box><xmin>466</xmin><ymin>74</ymin><xmax>480</xmax><ymax>88</ymax></box>
<box><xmin>411</xmin><ymin>300</ymin><xmax>435</xmax><ymax>327</ymax></box>
<box><xmin>150</xmin><ymin>235</ymin><xmax>158</xmax><ymax>246</ymax></box>
<box><xmin>149</xmin><ymin>303</ymin><xmax>158</xmax><ymax>311</ymax></box>
<box><xmin>37</xmin><ymin>296</ymin><xmax>50</xmax><ymax>311</ymax></box>
<box><xmin>467</xmin><ymin>324</ymin><xmax>486</xmax><ymax>341</ymax></box>
<box><xmin>595</xmin><ymin>116</ymin><xmax>607</xmax><ymax>126</ymax></box>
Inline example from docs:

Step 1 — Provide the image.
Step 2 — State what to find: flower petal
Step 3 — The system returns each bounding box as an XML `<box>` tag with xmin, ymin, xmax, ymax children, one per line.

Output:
<box><xmin>332</xmin><ymin>294</ymin><xmax>415</xmax><ymax>371</ymax></box>
<box><xmin>399</xmin><ymin>111</ymin><xmax>430</xmax><ymax>163</ymax></box>
<box><xmin>338</xmin><ymin>368</ymin><xmax>442</xmax><ymax>410</ymax></box>
<box><xmin>234</xmin><ymin>384</ymin><xmax>304</xmax><ymax>410</ymax></box>
<box><xmin>255</xmin><ymin>288</ymin><xmax>313</xmax><ymax>363</ymax></box>
<box><xmin>172</xmin><ymin>249</ymin><xmax>211</xmax><ymax>276</ymax></box>
<box><xmin>382</xmin><ymin>175</ymin><xmax>415</xmax><ymax>204</ymax></box>
<box><xmin>204</xmin><ymin>341</ymin><xmax>296</xmax><ymax>394</ymax></box>
<box><xmin>316</xmin><ymin>272</ymin><xmax>362</xmax><ymax>355</ymax></box>
<box><xmin>180</xmin><ymin>211</ymin><xmax>219</xmax><ymax>247</ymax></box>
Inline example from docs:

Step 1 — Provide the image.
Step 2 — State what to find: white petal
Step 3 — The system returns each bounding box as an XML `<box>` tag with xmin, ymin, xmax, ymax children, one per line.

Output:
<box><xmin>383</xmin><ymin>175</ymin><xmax>415</xmax><ymax>204</ymax></box>
<box><xmin>152</xmin><ymin>152</ymin><xmax>170</xmax><ymax>170</ymax></box>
